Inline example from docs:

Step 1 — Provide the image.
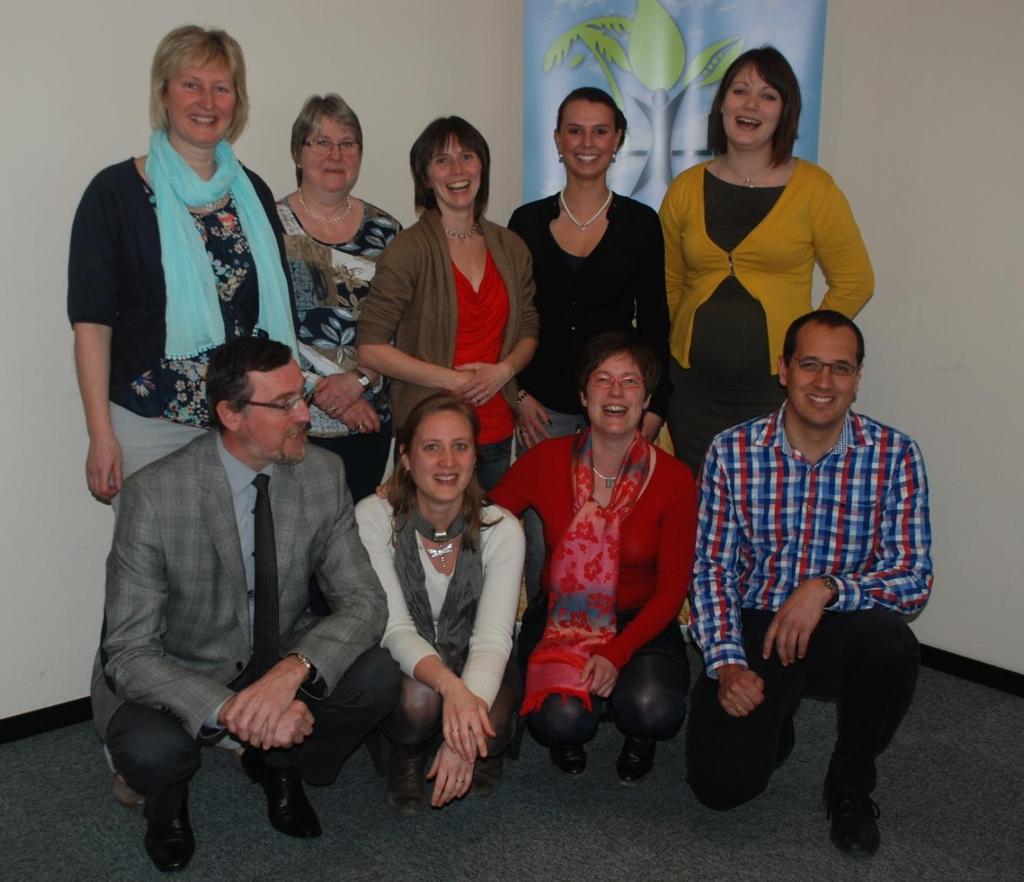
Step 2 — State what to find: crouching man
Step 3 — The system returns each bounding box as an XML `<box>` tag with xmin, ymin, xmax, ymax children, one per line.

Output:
<box><xmin>687</xmin><ymin>311</ymin><xmax>932</xmax><ymax>856</ymax></box>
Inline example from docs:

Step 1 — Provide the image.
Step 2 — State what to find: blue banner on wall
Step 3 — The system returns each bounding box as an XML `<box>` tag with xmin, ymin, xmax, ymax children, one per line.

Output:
<box><xmin>523</xmin><ymin>0</ymin><xmax>828</xmax><ymax>210</ymax></box>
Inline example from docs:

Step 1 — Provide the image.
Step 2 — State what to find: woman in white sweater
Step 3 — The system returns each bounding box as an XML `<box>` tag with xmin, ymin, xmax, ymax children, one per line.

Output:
<box><xmin>356</xmin><ymin>392</ymin><xmax>524</xmax><ymax>815</ymax></box>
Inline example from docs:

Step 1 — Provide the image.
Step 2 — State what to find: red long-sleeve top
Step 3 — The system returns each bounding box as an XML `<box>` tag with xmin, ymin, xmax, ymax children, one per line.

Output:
<box><xmin>489</xmin><ymin>435</ymin><xmax>697</xmax><ymax>669</ymax></box>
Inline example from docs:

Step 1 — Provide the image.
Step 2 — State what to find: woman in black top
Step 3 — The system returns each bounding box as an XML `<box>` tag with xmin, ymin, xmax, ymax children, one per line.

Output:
<box><xmin>508</xmin><ymin>87</ymin><xmax>671</xmax><ymax>600</ymax></box>
<box><xmin>68</xmin><ymin>25</ymin><xmax>295</xmax><ymax>505</ymax></box>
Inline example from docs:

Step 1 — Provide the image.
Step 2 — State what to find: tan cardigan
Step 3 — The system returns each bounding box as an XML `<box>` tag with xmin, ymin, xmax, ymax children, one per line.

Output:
<box><xmin>356</xmin><ymin>209</ymin><xmax>538</xmax><ymax>429</ymax></box>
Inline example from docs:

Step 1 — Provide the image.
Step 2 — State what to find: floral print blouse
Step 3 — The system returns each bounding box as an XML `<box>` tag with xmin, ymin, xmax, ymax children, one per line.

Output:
<box><xmin>110</xmin><ymin>187</ymin><xmax>260</xmax><ymax>428</ymax></box>
<box><xmin>276</xmin><ymin>199</ymin><xmax>401</xmax><ymax>437</ymax></box>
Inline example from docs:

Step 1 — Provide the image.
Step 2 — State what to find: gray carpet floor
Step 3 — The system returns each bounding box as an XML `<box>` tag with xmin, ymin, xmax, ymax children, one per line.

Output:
<box><xmin>2</xmin><ymin>650</ymin><xmax>1021</xmax><ymax>881</ymax></box>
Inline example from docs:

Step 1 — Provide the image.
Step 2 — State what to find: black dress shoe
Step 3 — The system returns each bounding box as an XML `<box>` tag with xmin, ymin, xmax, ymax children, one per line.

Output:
<box><xmin>242</xmin><ymin>749</ymin><xmax>321</xmax><ymax>838</ymax></box>
<box><xmin>386</xmin><ymin>745</ymin><xmax>428</xmax><ymax>816</ymax></box>
<box><xmin>616</xmin><ymin>736</ymin><xmax>656</xmax><ymax>784</ymax></box>
<box><xmin>827</xmin><ymin>793</ymin><xmax>881</xmax><ymax>856</ymax></box>
<box><xmin>144</xmin><ymin>802</ymin><xmax>195</xmax><ymax>873</ymax></box>
<box><xmin>549</xmin><ymin>744</ymin><xmax>587</xmax><ymax>776</ymax></box>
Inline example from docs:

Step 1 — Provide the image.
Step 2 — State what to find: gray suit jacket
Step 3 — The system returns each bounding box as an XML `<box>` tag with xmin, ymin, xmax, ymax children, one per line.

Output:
<box><xmin>90</xmin><ymin>431</ymin><xmax>387</xmax><ymax>740</ymax></box>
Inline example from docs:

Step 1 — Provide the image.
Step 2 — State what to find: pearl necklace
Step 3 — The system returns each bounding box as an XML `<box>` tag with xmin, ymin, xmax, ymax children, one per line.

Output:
<box><xmin>443</xmin><ymin>224</ymin><xmax>480</xmax><ymax>240</ymax></box>
<box><xmin>298</xmin><ymin>190</ymin><xmax>353</xmax><ymax>224</ymax></box>
<box><xmin>560</xmin><ymin>188</ymin><xmax>613</xmax><ymax>231</ymax></box>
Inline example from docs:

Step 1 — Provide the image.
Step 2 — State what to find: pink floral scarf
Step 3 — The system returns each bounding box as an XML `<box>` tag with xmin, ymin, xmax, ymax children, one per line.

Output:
<box><xmin>521</xmin><ymin>429</ymin><xmax>651</xmax><ymax>714</ymax></box>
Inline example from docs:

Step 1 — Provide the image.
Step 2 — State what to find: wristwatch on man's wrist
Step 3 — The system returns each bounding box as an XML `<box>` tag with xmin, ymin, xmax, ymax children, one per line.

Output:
<box><xmin>353</xmin><ymin>370</ymin><xmax>371</xmax><ymax>389</ymax></box>
<box><xmin>821</xmin><ymin>575</ymin><xmax>841</xmax><ymax>605</ymax></box>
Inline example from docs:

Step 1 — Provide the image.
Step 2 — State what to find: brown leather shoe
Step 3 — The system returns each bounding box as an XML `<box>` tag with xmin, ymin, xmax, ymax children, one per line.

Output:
<box><xmin>386</xmin><ymin>745</ymin><xmax>428</xmax><ymax>816</ymax></box>
<box><xmin>470</xmin><ymin>755</ymin><xmax>504</xmax><ymax>798</ymax></box>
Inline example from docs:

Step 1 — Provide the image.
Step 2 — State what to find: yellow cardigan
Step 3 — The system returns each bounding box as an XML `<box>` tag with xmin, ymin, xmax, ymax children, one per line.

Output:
<box><xmin>658</xmin><ymin>160</ymin><xmax>873</xmax><ymax>373</ymax></box>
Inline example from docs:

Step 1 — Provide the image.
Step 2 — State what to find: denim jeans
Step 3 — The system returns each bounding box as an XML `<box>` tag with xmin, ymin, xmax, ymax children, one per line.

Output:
<box><xmin>476</xmin><ymin>436</ymin><xmax>513</xmax><ymax>492</ymax></box>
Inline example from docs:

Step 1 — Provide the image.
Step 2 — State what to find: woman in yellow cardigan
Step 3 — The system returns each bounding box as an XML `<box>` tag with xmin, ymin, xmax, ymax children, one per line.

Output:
<box><xmin>659</xmin><ymin>46</ymin><xmax>873</xmax><ymax>474</ymax></box>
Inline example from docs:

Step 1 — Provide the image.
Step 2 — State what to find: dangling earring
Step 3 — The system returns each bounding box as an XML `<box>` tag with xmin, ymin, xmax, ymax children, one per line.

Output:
<box><xmin>557</xmin><ymin>152</ymin><xmax>564</xmax><ymax>163</ymax></box>
<box><xmin>611</xmin><ymin>152</ymin><xmax>617</xmax><ymax>163</ymax></box>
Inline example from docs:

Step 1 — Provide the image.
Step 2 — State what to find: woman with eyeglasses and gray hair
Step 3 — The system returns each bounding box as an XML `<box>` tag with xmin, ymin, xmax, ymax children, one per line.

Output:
<box><xmin>276</xmin><ymin>94</ymin><xmax>401</xmax><ymax>501</ymax></box>
<box><xmin>68</xmin><ymin>25</ymin><xmax>296</xmax><ymax>506</ymax></box>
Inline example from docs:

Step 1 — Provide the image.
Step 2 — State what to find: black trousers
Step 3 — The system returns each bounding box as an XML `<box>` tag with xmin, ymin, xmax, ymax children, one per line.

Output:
<box><xmin>518</xmin><ymin>595</ymin><xmax>690</xmax><ymax>746</ymax></box>
<box><xmin>105</xmin><ymin>646</ymin><xmax>400</xmax><ymax>823</ymax></box>
<box><xmin>686</xmin><ymin>608</ymin><xmax>920</xmax><ymax>809</ymax></box>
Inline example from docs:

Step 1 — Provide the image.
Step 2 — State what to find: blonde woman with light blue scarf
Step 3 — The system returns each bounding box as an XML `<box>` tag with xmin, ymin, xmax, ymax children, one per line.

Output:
<box><xmin>68</xmin><ymin>25</ymin><xmax>297</xmax><ymax>505</ymax></box>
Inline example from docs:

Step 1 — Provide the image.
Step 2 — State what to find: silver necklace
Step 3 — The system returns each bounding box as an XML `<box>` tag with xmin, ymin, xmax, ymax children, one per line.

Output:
<box><xmin>444</xmin><ymin>223</ymin><xmax>480</xmax><ymax>240</ymax></box>
<box><xmin>725</xmin><ymin>161</ymin><xmax>774</xmax><ymax>188</ymax></box>
<box><xmin>298</xmin><ymin>190</ymin><xmax>353</xmax><ymax>224</ymax></box>
<box><xmin>592</xmin><ymin>466</ymin><xmax>617</xmax><ymax>489</ymax></box>
<box><xmin>425</xmin><ymin>540</ymin><xmax>455</xmax><ymax>571</ymax></box>
<box><xmin>560</xmin><ymin>188</ymin><xmax>613</xmax><ymax>231</ymax></box>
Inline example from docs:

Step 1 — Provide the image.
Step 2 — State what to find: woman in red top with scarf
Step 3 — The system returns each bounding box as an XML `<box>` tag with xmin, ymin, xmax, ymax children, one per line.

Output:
<box><xmin>490</xmin><ymin>333</ymin><xmax>697</xmax><ymax>783</ymax></box>
<box><xmin>357</xmin><ymin>117</ymin><xmax>538</xmax><ymax>490</ymax></box>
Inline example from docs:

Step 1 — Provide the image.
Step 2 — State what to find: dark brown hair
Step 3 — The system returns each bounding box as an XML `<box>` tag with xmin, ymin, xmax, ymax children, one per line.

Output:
<box><xmin>207</xmin><ymin>337</ymin><xmax>293</xmax><ymax>429</ymax></box>
<box><xmin>409</xmin><ymin>117</ymin><xmax>490</xmax><ymax>219</ymax></box>
<box><xmin>707</xmin><ymin>46</ymin><xmax>802</xmax><ymax>166</ymax></box>
<box><xmin>782</xmin><ymin>310</ymin><xmax>865</xmax><ymax>366</ymax></box>
<box><xmin>556</xmin><ymin>87</ymin><xmax>627</xmax><ymax>139</ymax></box>
<box><xmin>385</xmin><ymin>392</ymin><xmax>492</xmax><ymax>550</ymax></box>
<box><xmin>575</xmin><ymin>331</ymin><xmax>661</xmax><ymax>397</ymax></box>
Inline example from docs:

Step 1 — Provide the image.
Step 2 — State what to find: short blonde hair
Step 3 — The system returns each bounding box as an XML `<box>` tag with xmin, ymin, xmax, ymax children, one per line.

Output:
<box><xmin>149</xmin><ymin>25</ymin><xmax>249</xmax><ymax>143</ymax></box>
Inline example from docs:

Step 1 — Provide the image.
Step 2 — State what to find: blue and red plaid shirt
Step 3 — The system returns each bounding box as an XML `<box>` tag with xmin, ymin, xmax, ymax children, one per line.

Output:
<box><xmin>691</xmin><ymin>404</ymin><xmax>932</xmax><ymax>673</ymax></box>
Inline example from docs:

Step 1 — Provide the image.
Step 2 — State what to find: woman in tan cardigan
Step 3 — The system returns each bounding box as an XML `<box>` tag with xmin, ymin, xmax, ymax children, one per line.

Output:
<box><xmin>357</xmin><ymin>116</ymin><xmax>537</xmax><ymax>490</ymax></box>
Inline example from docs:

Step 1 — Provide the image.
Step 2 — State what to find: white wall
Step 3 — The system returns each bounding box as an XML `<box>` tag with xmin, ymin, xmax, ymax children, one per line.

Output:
<box><xmin>1</xmin><ymin>0</ymin><xmax>1020</xmax><ymax>720</ymax></box>
<box><xmin>818</xmin><ymin>0</ymin><xmax>1024</xmax><ymax>674</ymax></box>
<box><xmin>0</xmin><ymin>0</ymin><xmax>523</xmax><ymax>720</ymax></box>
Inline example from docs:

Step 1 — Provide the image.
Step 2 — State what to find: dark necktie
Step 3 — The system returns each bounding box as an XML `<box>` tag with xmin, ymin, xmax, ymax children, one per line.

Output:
<box><xmin>251</xmin><ymin>474</ymin><xmax>279</xmax><ymax>678</ymax></box>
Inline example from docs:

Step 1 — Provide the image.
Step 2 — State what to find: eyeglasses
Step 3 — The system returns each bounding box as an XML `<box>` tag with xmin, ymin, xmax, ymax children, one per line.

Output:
<box><xmin>242</xmin><ymin>388</ymin><xmax>315</xmax><ymax>413</ymax></box>
<box><xmin>303</xmin><ymin>138</ymin><xmax>359</xmax><ymax>156</ymax></box>
<box><xmin>795</xmin><ymin>358</ymin><xmax>859</xmax><ymax>378</ymax></box>
<box><xmin>589</xmin><ymin>373</ymin><xmax>644</xmax><ymax>390</ymax></box>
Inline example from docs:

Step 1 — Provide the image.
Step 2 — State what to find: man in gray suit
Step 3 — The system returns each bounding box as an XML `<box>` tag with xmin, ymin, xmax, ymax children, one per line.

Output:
<box><xmin>91</xmin><ymin>337</ymin><xmax>400</xmax><ymax>872</ymax></box>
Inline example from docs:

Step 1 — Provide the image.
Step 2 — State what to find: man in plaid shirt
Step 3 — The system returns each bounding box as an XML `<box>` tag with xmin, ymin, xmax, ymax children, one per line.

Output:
<box><xmin>687</xmin><ymin>310</ymin><xmax>932</xmax><ymax>857</ymax></box>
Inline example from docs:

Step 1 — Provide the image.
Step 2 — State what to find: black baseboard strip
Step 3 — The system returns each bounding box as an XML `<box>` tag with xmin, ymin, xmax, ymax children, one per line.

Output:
<box><xmin>0</xmin><ymin>646</ymin><xmax>1020</xmax><ymax>744</ymax></box>
<box><xmin>920</xmin><ymin>644</ymin><xmax>1024</xmax><ymax>698</ymax></box>
<box><xmin>0</xmin><ymin>697</ymin><xmax>92</xmax><ymax>746</ymax></box>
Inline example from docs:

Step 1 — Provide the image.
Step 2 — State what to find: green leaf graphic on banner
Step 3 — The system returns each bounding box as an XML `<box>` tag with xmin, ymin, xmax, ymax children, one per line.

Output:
<box><xmin>543</xmin><ymin>17</ymin><xmax>633</xmax><ymax>106</ymax></box>
<box><xmin>681</xmin><ymin>36</ymin><xmax>745</xmax><ymax>89</ymax></box>
<box><xmin>627</xmin><ymin>0</ymin><xmax>685</xmax><ymax>91</ymax></box>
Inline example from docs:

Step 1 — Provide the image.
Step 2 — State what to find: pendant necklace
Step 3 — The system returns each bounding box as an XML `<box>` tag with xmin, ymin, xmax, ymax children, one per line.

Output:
<box><xmin>592</xmin><ymin>466</ymin><xmax>617</xmax><ymax>489</ymax></box>
<box><xmin>298</xmin><ymin>190</ymin><xmax>353</xmax><ymax>224</ymax></box>
<box><xmin>560</xmin><ymin>188</ymin><xmax>613</xmax><ymax>230</ymax></box>
<box><xmin>425</xmin><ymin>540</ymin><xmax>455</xmax><ymax>571</ymax></box>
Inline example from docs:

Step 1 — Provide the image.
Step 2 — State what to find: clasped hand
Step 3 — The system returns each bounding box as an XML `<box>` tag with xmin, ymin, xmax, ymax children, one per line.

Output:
<box><xmin>452</xmin><ymin>361</ymin><xmax>513</xmax><ymax>406</ymax></box>
<box><xmin>441</xmin><ymin>679</ymin><xmax>496</xmax><ymax>763</ymax></box>
<box><xmin>219</xmin><ymin>658</ymin><xmax>313</xmax><ymax>749</ymax></box>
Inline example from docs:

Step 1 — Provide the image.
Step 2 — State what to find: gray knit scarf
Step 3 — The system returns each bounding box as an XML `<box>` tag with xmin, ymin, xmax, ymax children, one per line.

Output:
<box><xmin>393</xmin><ymin>508</ymin><xmax>484</xmax><ymax>655</ymax></box>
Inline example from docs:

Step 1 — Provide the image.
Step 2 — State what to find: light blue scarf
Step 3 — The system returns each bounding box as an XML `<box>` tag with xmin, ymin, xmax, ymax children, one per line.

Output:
<box><xmin>146</xmin><ymin>130</ymin><xmax>297</xmax><ymax>359</ymax></box>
